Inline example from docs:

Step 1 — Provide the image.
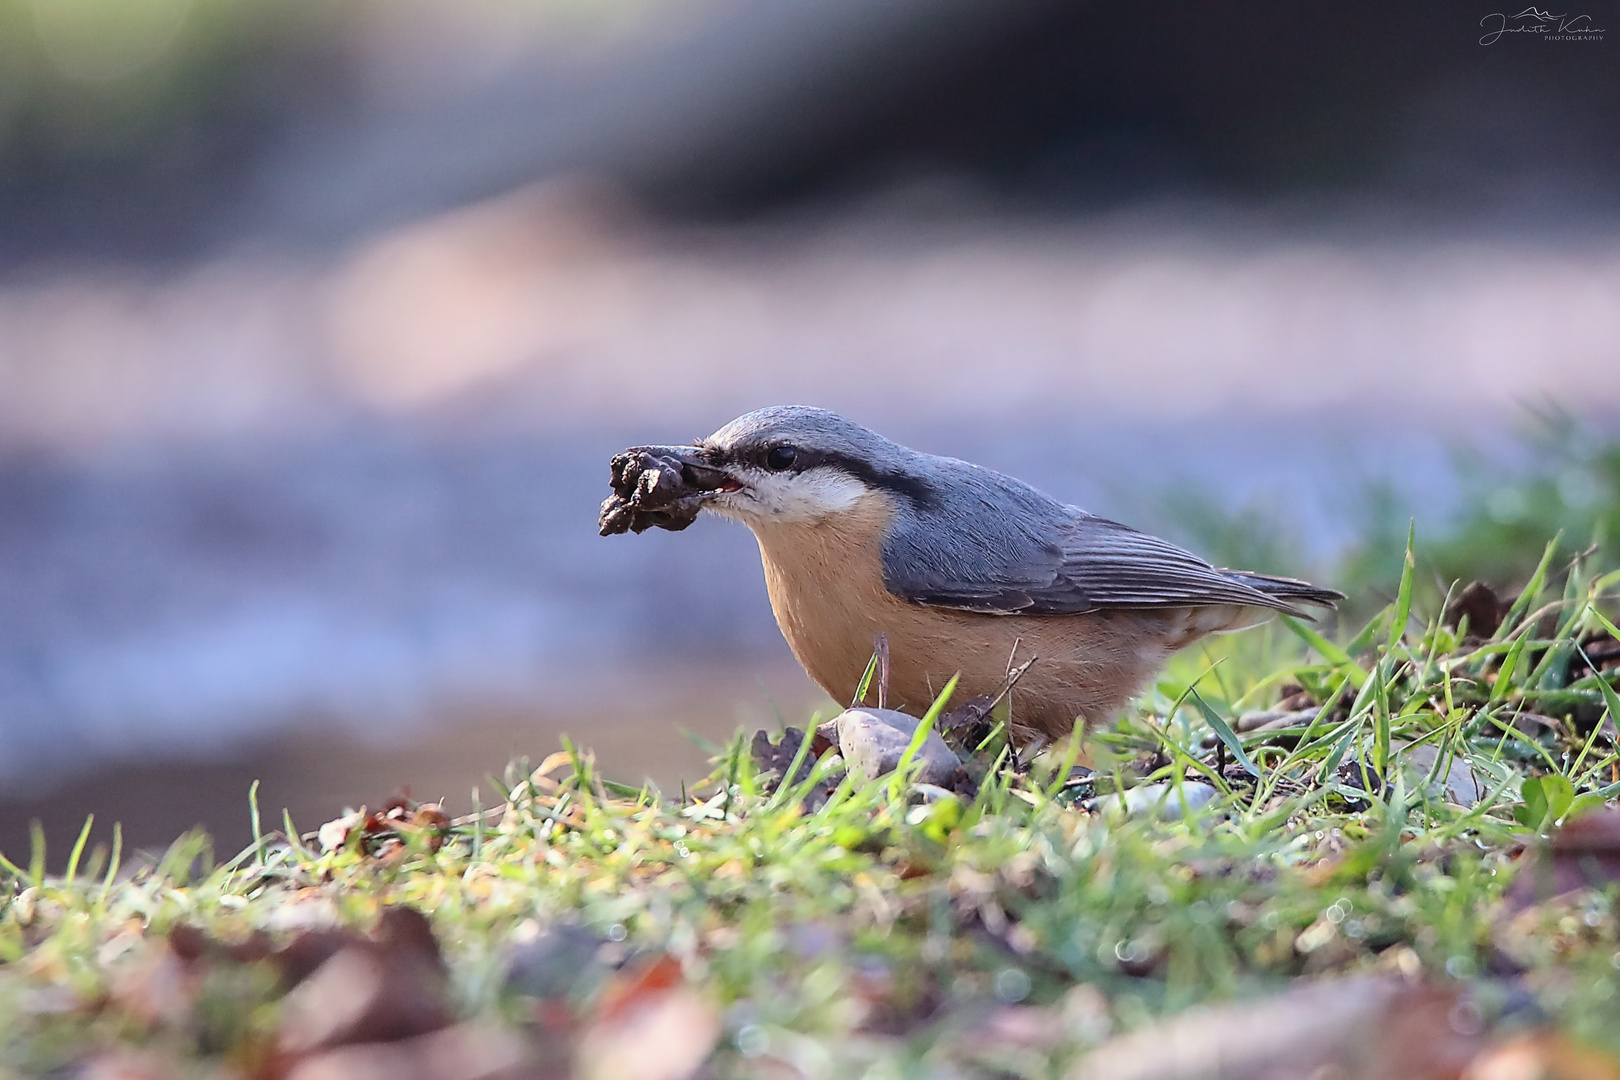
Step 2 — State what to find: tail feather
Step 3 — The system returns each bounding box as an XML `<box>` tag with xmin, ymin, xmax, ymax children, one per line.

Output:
<box><xmin>1220</xmin><ymin>570</ymin><xmax>1345</xmax><ymax>614</ymax></box>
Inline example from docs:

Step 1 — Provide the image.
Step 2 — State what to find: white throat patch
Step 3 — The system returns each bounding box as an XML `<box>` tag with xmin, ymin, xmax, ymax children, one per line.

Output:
<box><xmin>709</xmin><ymin>466</ymin><xmax>869</xmax><ymax>524</ymax></box>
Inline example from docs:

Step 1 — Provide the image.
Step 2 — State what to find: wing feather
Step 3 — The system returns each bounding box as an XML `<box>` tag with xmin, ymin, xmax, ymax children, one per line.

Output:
<box><xmin>886</xmin><ymin>513</ymin><xmax>1329</xmax><ymax>617</ymax></box>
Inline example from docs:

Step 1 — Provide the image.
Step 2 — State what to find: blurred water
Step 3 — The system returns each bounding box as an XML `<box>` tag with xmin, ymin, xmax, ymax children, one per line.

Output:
<box><xmin>0</xmin><ymin>426</ymin><xmax>770</xmax><ymax>781</ymax></box>
<box><xmin>0</xmin><ymin>409</ymin><xmax>1467</xmax><ymax>787</ymax></box>
<box><xmin>3</xmin><ymin>0</ymin><xmax>1619</xmax><ymax>862</ymax></box>
<box><xmin>1</xmin><ymin>197</ymin><xmax>1617</xmax><ymax>790</ymax></box>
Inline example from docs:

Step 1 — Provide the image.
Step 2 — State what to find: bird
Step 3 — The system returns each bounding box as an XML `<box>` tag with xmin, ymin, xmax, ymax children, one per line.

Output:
<box><xmin>599</xmin><ymin>406</ymin><xmax>1342</xmax><ymax>742</ymax></box>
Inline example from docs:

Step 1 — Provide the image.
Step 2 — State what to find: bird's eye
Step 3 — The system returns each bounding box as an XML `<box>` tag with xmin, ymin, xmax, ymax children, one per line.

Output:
<box><xmin>765</xmin><ymin>445</ymin><xmax>798</xmax><ymax>471</ymax></box>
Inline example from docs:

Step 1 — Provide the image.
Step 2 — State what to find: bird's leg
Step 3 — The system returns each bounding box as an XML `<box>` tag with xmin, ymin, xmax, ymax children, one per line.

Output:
<box><xmin>1003</xmin><ymin>637</ymin><xmax>1024</xmax><ymax>680</ymax></box>
<box><xmin>992</xmin><ymin>656</ymin><xmax>1036</xmax><ymax>711</ymax></box>
<box><xmin>938</xmin><ymin>657</ymin><xmax>1040</xmax><ymax>761</ymax></box>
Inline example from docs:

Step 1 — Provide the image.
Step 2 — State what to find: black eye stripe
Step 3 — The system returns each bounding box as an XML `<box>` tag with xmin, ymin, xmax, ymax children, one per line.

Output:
<box><xmin>711</xmin><ymin>442</ymin><xmax>938</xmax><ymax>508</ymax></box>
<box><xmin>716</xmin><ymin>443</ymin><xmax>800</xmax><ymax>471</ymax></box>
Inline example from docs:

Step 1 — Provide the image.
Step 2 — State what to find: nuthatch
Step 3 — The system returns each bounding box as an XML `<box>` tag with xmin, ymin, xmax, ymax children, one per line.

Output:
<box><xmin>600</xmin><ymin>406</ymin><xmax>1341</xmax><ymax>741</ymax></box>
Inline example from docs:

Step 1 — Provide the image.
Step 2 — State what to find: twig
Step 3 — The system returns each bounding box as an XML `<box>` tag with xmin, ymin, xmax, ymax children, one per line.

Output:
<box><xmin>875</xmin><ymin>632</ymin><xmax>890</xmax><ymax>710</ymax></box>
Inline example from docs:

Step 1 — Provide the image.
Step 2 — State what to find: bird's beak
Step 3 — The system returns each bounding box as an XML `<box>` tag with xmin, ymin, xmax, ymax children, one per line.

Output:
<box><xmin>615</xmin><ymin>445</ymin><xmax>742</xmax><ymax>495</ymax></box>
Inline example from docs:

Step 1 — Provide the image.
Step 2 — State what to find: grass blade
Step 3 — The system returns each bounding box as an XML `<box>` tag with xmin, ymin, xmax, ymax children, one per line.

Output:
<box><xmin>248</xmin><ymin>779</ymin><xmax>264</xmax><ymax>867</ymax></box>
<box><xmin>1321</xmin><ymin>720</ymin><xmax>1359</xmax><ymax>781</ymax></box>
<box><xmin>1495</xmin><ymin>535</ymin><xmax>1560</xmax><ymax>641</ymax></box>
<box><xmin>28</xmin><ymin>821</ymin><xmax>45</xmax><ymax>888</ymax></box>
<box><xmin>1191</xmin><ymin>690</ymin><xmax>1257</xmax><ymax>777</ymax></box>
<box><xmin>1372</xmin><ymin>657</ymin><xmax>1392</xmax><ymax>777</ymax></box>
<box><xmin>1580</xmin><ymin>644</ymin><xmax>1620</xmax><ymax>738</ymax></box>
<box><xmin>890</xmin><ymin>674</ymin><xmax>959</xmax><ymax>801</ymax></box>
<box><xmin>851</xmin><ymin>652</ymin><xmax>880</xmax><ymax>708</ymax></box>
<box><xmin>97</xmin><ymin>823</ymin><xmax>122</xmax><ymax>906</ymax></box>
<box><xmin>64</xmin><ymin>815</ymin><xmax>94</xmax><ymax>886</ymax></box>
<box><xmin>1389</xmin><ymin>521</ymin><xmax>1416</xmax><ymax>651</ymax></box>
<box><xmin>1282</xmin><ymin>617</ymin><xmax>1368</xmax><ymax>686</ymax></box>
<box><xmin>1490</xmin><ymin>634</ymin><xmax>1528</xmax><ymax>703</ymax></box>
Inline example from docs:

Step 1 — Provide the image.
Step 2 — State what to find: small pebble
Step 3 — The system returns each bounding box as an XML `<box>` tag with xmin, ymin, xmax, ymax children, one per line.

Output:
<box><xmin>831</xmin><ymin>708</ymin><xmax>960</xmax><ymax>786</ymax></box>
<box><xmin>1086</xmin><ymin>781</ymin><xmax>1219</xmax><ymax>820</ymax></box>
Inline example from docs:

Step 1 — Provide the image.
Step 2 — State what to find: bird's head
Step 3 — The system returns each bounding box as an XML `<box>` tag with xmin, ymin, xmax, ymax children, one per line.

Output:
<box><xmin>660</xmin><ymin>406</ymin><xmax>932</xmax><ymax>526</ymax></box>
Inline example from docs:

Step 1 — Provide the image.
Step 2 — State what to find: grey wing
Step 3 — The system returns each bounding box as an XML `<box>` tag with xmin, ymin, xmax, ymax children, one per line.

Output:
<box><xmin>884</xmin><ymin>512</ymin><xmax>1329</xmax><ymax>617</ymax></box>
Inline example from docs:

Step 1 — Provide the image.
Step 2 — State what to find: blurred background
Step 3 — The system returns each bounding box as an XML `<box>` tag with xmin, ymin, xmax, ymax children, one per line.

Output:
<box><xmin>2</xmin><ymin>0</ymin><xmax>1618</xmax><ymax>858</ymax></box>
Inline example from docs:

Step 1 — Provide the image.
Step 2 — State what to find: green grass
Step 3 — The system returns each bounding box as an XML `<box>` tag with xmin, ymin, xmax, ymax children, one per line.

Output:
<box><xmin>2</xmin><ymin>535</ymin><xmax>1619</xmax><ymax>1076</ymax></box>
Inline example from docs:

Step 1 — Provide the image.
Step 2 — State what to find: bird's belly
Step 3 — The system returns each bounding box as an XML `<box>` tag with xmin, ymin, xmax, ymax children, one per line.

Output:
<box><xmin>749</xmin><ymin>506</ymin><xmax>903</xmax><ymax>705</ymax></box>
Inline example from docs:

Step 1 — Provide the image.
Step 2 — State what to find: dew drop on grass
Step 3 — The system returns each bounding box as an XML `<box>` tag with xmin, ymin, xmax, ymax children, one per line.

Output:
<box><xmin>1113</xmin><ymin>940</ymin><xmax>1148</xmax><ymax>966</ymax></box>
<box><xmin>994</xmin><ymin>968</ymin><xmax>1031</xmax><ymax>1003</ymax></box>
<box><xmin>735</xmin><ymin>1024</ymin><xmax>769</xmax><ymax>1057</ymax></box>
<box><xmin>1448</xmin><ymin>999</ymin><xmax>1484</xmax><ymax>1036</ymax></box>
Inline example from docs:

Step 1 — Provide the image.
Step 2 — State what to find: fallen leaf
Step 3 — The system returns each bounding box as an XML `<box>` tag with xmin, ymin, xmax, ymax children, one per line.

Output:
<box><xmin>750</xmin><ymin>727</ymin><xmax>828</xmax><ymax>794</ymax></box>
<box><xmin>595</xmin><ymin>954</ymin><xmax>684</xmax><ymax>1023</ymax></box>
<box><xmin>1447</xmin><ymin>581</ymin><xmax>1506</xmax><ymax>639</ymax></box>
<box><xmin>577</xmin><ymin>986</ymin><xmax>720</xmax><ymax>1080</ymax></box>
<box><xmin>73</xmin><ymin>1049</ymin><xmax>181</xmax><ymax>1080</ymax></box>
<box><xmin>107</xmin><ymin>933</ymin><xmax>202</xmax><ymax>1030</ymax></box>
<box><xmin>283</xmin><ymin>1022</ymin><xmax>541</xmax><ymax>1080</ymax></box>
<box><xmin>277</xmin><ymin>907</ymin><xmax>450</xmax><ymax>1057</ymax></box>
<box><xmin>1466</xmin><ymin>1033</ymin><xmax>1620</xmax><ymax>1080</ymax></box>
<box><xmin>410</xmin><ymin>803</ymin><xmax>452</xmax><ymax>850</ymax></box>
<box><xmin>275</xmin><ymin>928</ymin><xmax>357</xmax><ymax>991</ymax></box>
<box><xmin>1068</xmin><ymin>977</ymin><xmax>1486</xmax><ymax>1080</ymax></box>
<box><xmin>318</xmin><ymin>810</ymin><xmax>365</xmax><ymax>853</ymax></box>
<box><xmin>1503</xmin><ymin>807</ymin><xmax>1620</xmax><ymax>912</ymax></box>
<box><xmin>317</xmin><ymin>796</ymin><xmax>452</xmax><ymax>860</ymax></box>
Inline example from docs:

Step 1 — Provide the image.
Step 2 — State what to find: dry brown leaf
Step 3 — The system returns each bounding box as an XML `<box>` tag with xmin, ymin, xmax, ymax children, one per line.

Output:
<box><xmin>1504</xmin><ymin>808</ymin><xmax>1620</xmax><ymax>912</ymax></box>
<box><xmin>318</xmin><ymin>810</ymin><xmax>366</xmax><ymax>854</ymax></box>
<box><xmin>74</xmin><ymin>1049</ymin><xmax>188</xmax><ymax>1080</ymax></box>
<box><xmin>277</xmin><ymin>908</ymin><xmax>449</xmax><ymax>1057</ymax></box>
<box><xmin>1465</xmin><ymin>1034</ymin><xmax>1620</xmax><ymax>1080</ymax></box>
<box><xmin>283</xmin><ymin>1023</ymin><xmax>541</xmax><ymax>1080</ymax></box>
<box><xmin>595</xmin><ymin>954</ymin><xmax>683</xmax><ymax>1022</ymax></box>
<box><xmin>577</xmin><ymin>988</ymin><xmax>720</xmax><ymax>1080</ymax></box>
<box><xmin>1067</xmin><ymin>977</ymin><xmax>1487</xmax><ymax>1080</ymax></box>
